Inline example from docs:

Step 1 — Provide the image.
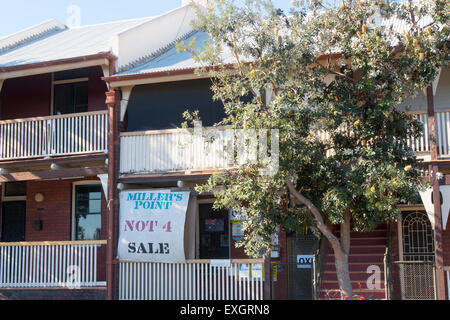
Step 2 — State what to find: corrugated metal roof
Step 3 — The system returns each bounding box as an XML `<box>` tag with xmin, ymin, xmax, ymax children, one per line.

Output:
<box><xmin>0</xmin><ymin>17</ymin><xmax>155</xmax><ymax>68</ymax></box>
<box><xmin>116</xmin><ymin>31</ymin><xmax>235</xmax><ymax>76</ymax></box>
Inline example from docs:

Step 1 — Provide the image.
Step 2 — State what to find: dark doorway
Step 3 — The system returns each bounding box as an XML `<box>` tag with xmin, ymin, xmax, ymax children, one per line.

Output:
<box><xmin>1</xmin><ymin>201</ymin><xmax>26</xmax><ymax>242</ymax></box>
<box><xmin>198</xmin><ymin>203</ymin><xmax>230</xmax><ymax>259</ymax></box>
<box><xmin>288</xmin><ymin>230</ymin><xmax>320</xmax><ymax>300</ymax></box>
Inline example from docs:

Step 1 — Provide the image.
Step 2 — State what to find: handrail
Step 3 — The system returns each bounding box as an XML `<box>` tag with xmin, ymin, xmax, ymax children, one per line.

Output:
<box><xmin>120</xmin><ymin>125</ymin><xmax>231</xmax><ymax>137</ymax></box>
<box><xmin>118</xmin><ymin>258</ymin><xmax>264</xmax><ymax>264</ymax></box>
<box><xmin>0</xmin><ymin>110</ymin><xmax>108</xmax><ymax>124</ymax></box>
<box><xmin>405</xmin><ymin>109</ymin><xmax>450</xmax><ymax>115</ymax></box>
<box><xmin>0</xmin><ymin>240</ymin><xmax>107</xmax><ymax>247</ymax></box>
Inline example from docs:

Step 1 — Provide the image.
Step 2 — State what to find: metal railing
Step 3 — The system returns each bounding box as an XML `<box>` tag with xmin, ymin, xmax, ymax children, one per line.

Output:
<box><xmin>0</xmin><ymin>240</ymin><xmax>107</xmax><ymax>288</ymax></box>
<box><xmin>391</xmin><ymin>260</ymin><xmax>437</xmax><ymax>300</ymax></box>
<box><xmin>312</xmin><ymin>237</ymin><xmax>328</xmax><ymax>300</ymax></box>
<box><xmin>0</xmin><ymin>110</ymin><xmax>108</xmax><ymax>161</ymax></box>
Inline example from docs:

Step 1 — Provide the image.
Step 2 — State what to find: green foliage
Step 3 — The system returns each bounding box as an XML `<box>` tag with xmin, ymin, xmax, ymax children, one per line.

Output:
<box><xmin>187</xmin><ymin>0</ymin><xmax>449</xmax><ymax>258</ymax></box>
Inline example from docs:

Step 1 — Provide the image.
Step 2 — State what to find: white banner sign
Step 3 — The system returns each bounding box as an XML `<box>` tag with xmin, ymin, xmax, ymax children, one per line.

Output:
<box><xmin>118</xmin><ymin>189</ymin><xmax>190</xmax><ymax>263</ymax></box>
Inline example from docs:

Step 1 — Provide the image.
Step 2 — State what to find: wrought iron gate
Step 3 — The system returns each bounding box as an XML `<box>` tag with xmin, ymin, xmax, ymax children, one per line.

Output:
<box><xmin>397</xmin><ymin>211</ymin><xmax>436</xmax><ymax>300</ymax></box>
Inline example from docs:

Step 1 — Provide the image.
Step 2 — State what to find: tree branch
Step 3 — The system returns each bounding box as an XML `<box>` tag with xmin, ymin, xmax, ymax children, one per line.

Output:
<box><xmin>285</xmin><ymin>176</ymin><xmax>340</xmax><ymax>248</ymax></box>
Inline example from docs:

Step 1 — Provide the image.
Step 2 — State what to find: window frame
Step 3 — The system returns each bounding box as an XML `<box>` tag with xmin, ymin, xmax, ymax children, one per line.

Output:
<box><xmin>1</xmin><ymin>182</ymin><xmax>27</xmax><ymax>202</ymax></box>
<box><xmin>196</xmin><ymin>198</ymin><xmax>231</xmax><ymax>260</ymax></box>
<box><xmin>51</xmin><ymin>72</ymin><xmax>89</xmax><ymax>116</ymax></box>
<box><xmin>71</xmin><ymin>180</ymin><xmax>102</xmax><ymax>241</ymax></box>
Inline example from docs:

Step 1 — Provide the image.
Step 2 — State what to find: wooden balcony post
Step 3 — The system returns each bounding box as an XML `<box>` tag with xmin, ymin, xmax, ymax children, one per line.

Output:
<box><xmin>106</xmin><ymin>88</ymin><xmax>120</xmax><ymax>300</ymax></box>
<box><xmin>427</xmin><ymin>85</ymin><xmax>438</xmax><ymax>160</ymax></box>
<box><xmin>427</xmin><ymin>84</ymin><xmax>446</xmax><ymax>300</ymax></box>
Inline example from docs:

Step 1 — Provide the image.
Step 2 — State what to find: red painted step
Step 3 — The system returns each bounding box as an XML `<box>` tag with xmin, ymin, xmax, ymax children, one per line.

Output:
<box><xmin>325</xmin><ymin>254</ymin><xmax>385</xmax><ymax>264</ymax></box>
<box><xmin>319</xmin><ymin>228</ymin><xmax>388</xmax><ymax>300</ymax></box>
<box><xmin>320</xmin><ymin>281</ymin><xmax>385</xmax><ymax>290</ymax></box>
<box><xmin>334</xmin><ymin>230</ymin><xmax>388</xmax><ymax>238</ymax></box>
<box><xmin>324</xmin><ymin>262</ymin><xmax>384</xmax><ymax>272</ymax></box>
<box><xmin>322</xmin><ymin>271</ymin><xmax>385</xmax><ymax>282</ymax></box>
<box><xmin>319</xmin><ymin>290</ymin><xmax>386</xmax><ymax>300</ymax></box>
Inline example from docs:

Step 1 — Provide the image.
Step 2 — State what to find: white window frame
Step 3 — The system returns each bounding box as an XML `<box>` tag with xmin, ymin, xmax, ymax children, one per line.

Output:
<box><xmin>1</xmin><ymin>182</ymin><xmax>27</xmax><ymax>202</ymax></box>
<box><xmin>71</xmin><ymin>180</ymin><xmax>102</xmax><ymax>241</ymax></box>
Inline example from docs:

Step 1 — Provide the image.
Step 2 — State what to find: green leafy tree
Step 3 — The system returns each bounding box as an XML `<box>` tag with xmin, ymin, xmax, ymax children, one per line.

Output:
<box><xmin>182</xmin><ymin>0</ymin><xmax>448</xmax><ymax>299</ymax></box>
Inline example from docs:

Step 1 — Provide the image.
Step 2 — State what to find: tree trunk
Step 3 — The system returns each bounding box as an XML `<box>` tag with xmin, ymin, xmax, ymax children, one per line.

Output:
<box><xmin>332</xmin><ymin>210</ymin><xmax>353</xmax><ymax>299</ymax></box>
<box><xmin>286</xmin><ymin>177</ymin><xmax>354</xmax><ymax>299</ymax></box>
<box><xmin>333</xmin><ymin>245</ymin><xmax>353</xmax><ymax>299</ymax></box>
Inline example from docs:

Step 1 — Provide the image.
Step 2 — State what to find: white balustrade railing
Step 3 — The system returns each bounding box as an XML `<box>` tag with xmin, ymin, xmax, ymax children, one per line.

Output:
<box><xmin>0</xmin><ymin>110</ymin><xmax>108</xmax><ymax>161</ymax></box>
<box><xmin>0</xmin><ymin>241</ymin><xmax>106</xmax><ymax>288</ymax></box>
<box><xmin>119</xmin><ymin>260</ymin><xmax>265</xmax><ymax>300</ymax></box>
<box><xmin>120</xmin><ymin>128</ymin><xmax>234</xmax><ymax>174</ymax></box>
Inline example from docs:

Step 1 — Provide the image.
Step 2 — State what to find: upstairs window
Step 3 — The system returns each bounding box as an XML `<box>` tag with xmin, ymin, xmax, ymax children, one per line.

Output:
<box><xmin>53</xmin><ymin>68</ymin><xmax>89</xmax><ymax>115</ymax></box>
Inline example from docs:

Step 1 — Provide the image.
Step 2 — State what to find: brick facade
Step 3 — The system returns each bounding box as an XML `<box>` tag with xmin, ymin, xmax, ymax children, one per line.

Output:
<box><xmin>0</xmin><ymin>288</ymin><xmax>106</xmax><ymax>300</ymax></box>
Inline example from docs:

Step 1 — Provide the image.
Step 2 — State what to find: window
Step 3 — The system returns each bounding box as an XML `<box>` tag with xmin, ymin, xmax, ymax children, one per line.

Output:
<box><xmin>74</xmin><ymin>184</ymin><xmax>102</xmax><ymax>240</ymax></box>
<box><xmin>198</xmin><ymin>203</ymin><xmax>230</xmax><ymax>259</ymax></box>
<box><xmin>3</xmin><ymin>182</ymin><xmax>27</xmax><ymax>198</ymax></box>
<box><xmin>126</xmin><ymin>79</ymin><xmax>226</xmax><ymax>132</ymax></box>
<box><xmin>53</xmin><ymin>68</ymin><xmax>89</xmax><ymax>115</ymax></box>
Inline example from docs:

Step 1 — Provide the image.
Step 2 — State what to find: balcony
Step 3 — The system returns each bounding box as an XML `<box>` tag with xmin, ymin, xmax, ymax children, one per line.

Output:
<box><xmin>120</xmin><ymin>127</ymin><xmax>234</xmax><ymax>175</ymax></box>
<box><xmin>407</xmin><ymin>111</ymin><xmax>450</xmax><ymax>159</ymax></box>
<box><xmin>0</xmin><ymin>240</ymin><xmax>106</xmax><ymax>288</ymax></box>
<box><xmin>120</xmin><ymin>111</ymin><xmax>450</xmax><ymax>176</ymax></box>
<box><xmin>0</xmin><ymin>111</ymin><xmax>108</xmax><ymax>162</ymax></box>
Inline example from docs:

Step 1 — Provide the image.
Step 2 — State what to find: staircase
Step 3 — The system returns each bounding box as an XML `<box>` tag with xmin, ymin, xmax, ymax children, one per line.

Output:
<box><xmin>319</xmin><ymin>226</ymin><xmax>388</xmax><ymax>300</ymax></box>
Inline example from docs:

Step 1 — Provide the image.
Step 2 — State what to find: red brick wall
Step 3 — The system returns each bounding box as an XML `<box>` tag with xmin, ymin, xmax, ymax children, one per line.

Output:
<box><xmin>0</xmin><ymin>288</ymin><xmax>106</xmax><ymax>300</ymax></box>
<box><xmin>443</xmin><ymin>227</ymin><xmax>450</xmax><ymax>266</ymax></box>
<box><xmin>23</xmin><ymin>178</ymin><xmax>107</xmax><ymax>281</ymax></box>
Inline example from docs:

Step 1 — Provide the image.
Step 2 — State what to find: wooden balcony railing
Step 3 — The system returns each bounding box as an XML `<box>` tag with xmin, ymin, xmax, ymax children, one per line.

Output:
<box><xmin>120</xmin><ymin>128</ymin><xmax>234</xmax><ymax>174</ymax></box>
<box><xmin>0</xmin><ymin>110</ymin><xmax>108</xmax><ymax>161</ymax></box>
<box><xmin>0</xmin><ymin>240</ymin><xmax>107</xmax><ymax>288</ymax></box>
<box><xmin>120</xmin><ymin>111</ymin><xmax>450</xmax><ymax>175</ymax></box>
<box><xmin>119</xmin><ymin>259</ymin><xmax>265</xmax><ymax>300</ymax></box>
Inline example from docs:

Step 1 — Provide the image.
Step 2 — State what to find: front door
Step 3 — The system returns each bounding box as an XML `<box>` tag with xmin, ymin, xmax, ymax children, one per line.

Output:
<box><xmin>288</xmin><ymin>229</ymin><xmax>320</xmax><ymax>299</ymax></box>
<box><xmin>1</xmin><ymin>201</ymin><xmax>26</xmax><ymax>242</ymax></box>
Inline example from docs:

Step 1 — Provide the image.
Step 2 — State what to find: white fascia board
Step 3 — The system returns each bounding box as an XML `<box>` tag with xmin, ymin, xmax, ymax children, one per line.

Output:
<box><xmin>0</xmin><ymin>58</ymin><xmax>109</xmax><ymax>81</ymax></box>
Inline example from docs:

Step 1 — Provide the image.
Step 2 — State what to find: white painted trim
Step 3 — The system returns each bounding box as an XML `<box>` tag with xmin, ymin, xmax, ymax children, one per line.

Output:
<box><xmin>120</xmin><ymin>86</ymin><xmax>134</xmax><ymax>121</ymax></box>
<box><xmin>71</xmin><ymin>180</ymin><xmax>102</xmax><ymax>241</ymax></box>
<box><xmin>53</xmin><ymin>77</ymin><xmax>89</xmax><ymax>85</ymax></box>
<box><xmin>97</xmin><ymin>174</ymin><xmax>108</xmax><ymax>201</ymax></box>
<box><xmin>433</xmin><ymin>67</ymin><xmax>442</xmax><ymax>96</ymax></box>
<box><xmin>109</xmin><ymin>72</ymin><xmax>208</xmax><ymax>88</ymax></box>
<box><xmin>101</xmin><ymin>65</ymin><xmax>110</xmax><ymax>90</ymax></box>
<box><xmin>1</xmin><ymin>182</ymin><xmax>27</xmax><ymax>202</ymax></box>
<box><xmin>0</xmin><ymin>58</ymin><xmax>109</xmax><ymax>81</ymax></box>
<box><xmin>447</xmin><ymin>269</ymin><xmax>450</xmax><ymax>300</ymax></box>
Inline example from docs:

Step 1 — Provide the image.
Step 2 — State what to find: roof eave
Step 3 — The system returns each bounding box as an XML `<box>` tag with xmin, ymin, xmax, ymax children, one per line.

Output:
<box><xmin>0</xmin><ymin>52</ymin><xmax>118</xmax><ymax>80</ymax></box>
